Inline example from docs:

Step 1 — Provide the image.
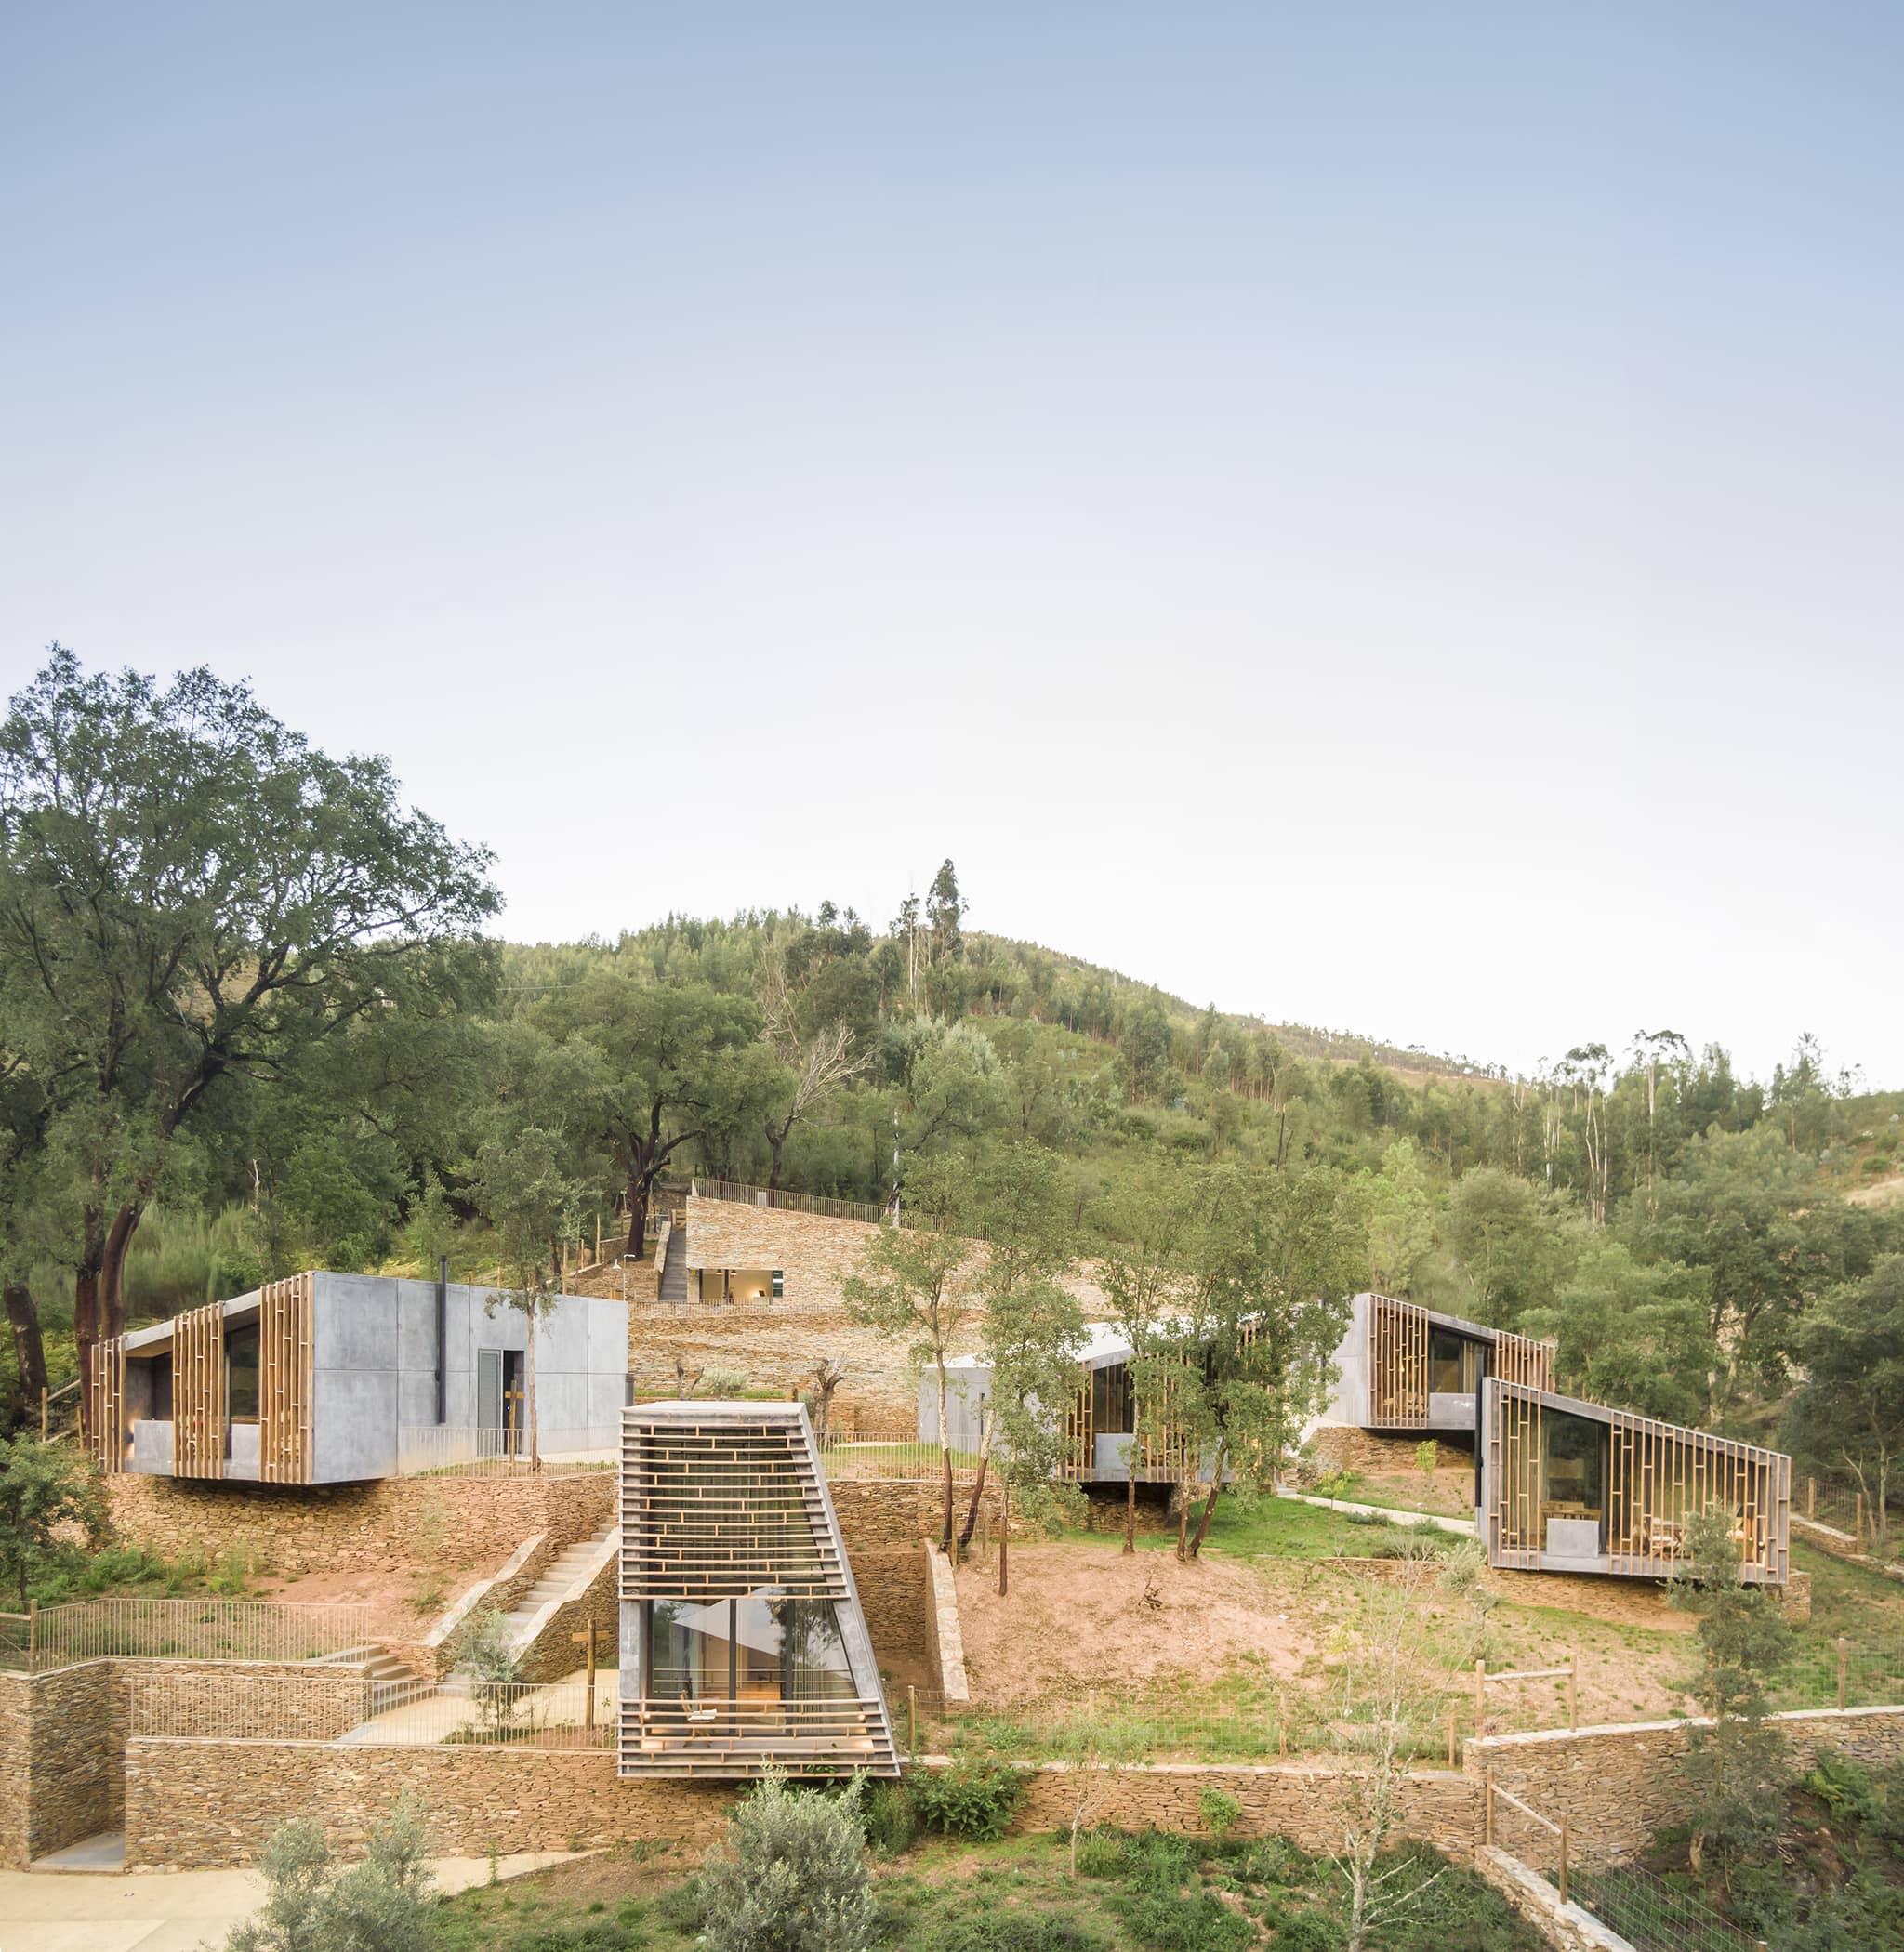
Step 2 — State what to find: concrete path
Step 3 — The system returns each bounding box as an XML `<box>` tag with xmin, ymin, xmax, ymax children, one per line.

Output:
<box><xmin>1</xmin><ymin>1851</ymin><xmax>583</xmax><ymax>1952</ymax></box>
<box><xmin>338</xmin><ymin>1664</ymin><xmax>616</xmax><ymax>1744</ymax></box>
<box><xmin>1274</xmin><ymin>1487</ymin><xmax>1477</xmax><ymax>1537</ymax></box>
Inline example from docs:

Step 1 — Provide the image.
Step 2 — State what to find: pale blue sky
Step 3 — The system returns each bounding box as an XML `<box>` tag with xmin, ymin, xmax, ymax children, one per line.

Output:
<box><xmin>4</xmin><ymin>5</ymin><xmax>1899</xmax><ymax>1085</ymax></box>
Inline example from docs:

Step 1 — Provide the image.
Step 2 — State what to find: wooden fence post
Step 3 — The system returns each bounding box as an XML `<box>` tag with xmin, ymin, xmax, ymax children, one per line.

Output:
<box><xmin>39</xmin><ymin>1387</ymin><xmax>47</xmax><ymax>1441</ymax></box>
<box><xmin>1807</xmin><ymin>1476</ymin><xmax>1815</xmax><ymax>1519</ymax></box>
<box><xmin>1448</xmin><ymin>1702</ymin><xmax>1457</xmax><ymax>1769</ymax></box>
<box><xmin>1558</xmin><ymin>1814</ymin><xmax>1570</xmax><ymax>1906</ymax></box>
<box><xmin>27</xmin><ymin>1598</ymin><xmax>37</xmax><ymax>1665</ymax></box>
<box><xmin>1474</xmin><ymin>1658</ymin><xmax>1486</xmax><ymax>1734</ymax></box>
<box><xmin>1857</xmin><ymin>1492</ymin><xmax>1867</xmax><ymax>1551</ymax></box>
<box><xmin>1838</xmin><ymin>1637</ymin><xmax>1849</xmax><ymax>1712</ymax></box>
<box><xmin>1485</xmin><ymin>1761</ymin><xmax>1495</xmax><ymax>1848</ymax></box>
<box><xmin>1567</xmin><ymin>1655</ymin><xmax>1578</xmax><ymax>1732</ymax></box>
<box><xmin>907</xmin><ymin>1683</ymin><xmax>918</xmax><ymax>1756</ymax></box>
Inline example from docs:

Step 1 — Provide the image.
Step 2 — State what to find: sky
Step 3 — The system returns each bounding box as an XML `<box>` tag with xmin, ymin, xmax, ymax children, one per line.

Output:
<box><xmin>3</xmin><ymin>4</ymin><xmax>1900</xmax><ymax>1088</ymax></box>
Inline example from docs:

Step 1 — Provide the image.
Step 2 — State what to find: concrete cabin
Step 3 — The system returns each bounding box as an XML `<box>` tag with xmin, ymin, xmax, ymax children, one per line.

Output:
<box><xmin>86</xmin><ymin>1271</ymin><xmax>628</xmax><ymax>1484</ymax></box>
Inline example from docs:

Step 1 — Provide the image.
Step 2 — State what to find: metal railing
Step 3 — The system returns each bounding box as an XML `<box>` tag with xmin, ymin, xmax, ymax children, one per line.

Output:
<box><xmin>690</xmin><ymin>1179</ymin><xmax>897</xmax><ymax>1226</ymax></box>
<box><xmin>817</xmin><ymin>1438</ymin><xmax>984</xmax><ymax>1483</ymax></box>
<box><xmin>0</xmin><ymin>1599</ymin><xmax>377</xmax><ymax>1674</ymax></box>
<box><xmin>394</xmin><ymin>1425</ymin><xmax>619</xmax><ymax>1476</ymax></box>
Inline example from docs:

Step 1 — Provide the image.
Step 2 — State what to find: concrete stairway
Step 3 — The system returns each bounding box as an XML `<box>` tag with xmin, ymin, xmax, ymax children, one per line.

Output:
<box><xmin>497</xmin><ymin>1523</ymin><xmax>617</xmax><ymax>1657</ymax></box>
<box><xmin>658</xmin><ymin>1227</ymin><xmax>688</xmax><ymax>1304</ymax></box>
<box><xmin>319</xmin><ymin>1643</ymin><xmax>437</xmax><ymax>1714</ymax></box>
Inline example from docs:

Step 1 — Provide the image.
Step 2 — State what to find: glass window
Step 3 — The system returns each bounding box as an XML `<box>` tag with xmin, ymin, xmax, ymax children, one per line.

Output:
<box><xmin>1542</xmin><ymin>1411</ymin><xmax>1606</xmax><ymax>1519</ymax></box>
<box><xmin>1429</xmin><ymin>1329</ymin><xmax>1464</xmax><ymax>1394</ymax></box>
<box><xmin>646</xmin><ymin>1588</ymin><xmax>856</xmax><ymax>1708</ymax></box>
<box><xmin>226</xmin><ymin>1324</ymin><xmax>260</xmax><ymax>1421</ymax></box>
<box><xmin>1091</xmin><ymin>1362</ymin><xmax>1132</xmax><ymax>1435</ymax></box>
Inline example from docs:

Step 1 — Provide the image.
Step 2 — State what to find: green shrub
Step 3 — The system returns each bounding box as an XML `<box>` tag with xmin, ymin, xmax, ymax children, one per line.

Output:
<box><xmin>222</xmin><ymin>1796</ymin><xmax>433</xmax><ymax>1952</ymax></box>
<box><xmin>1343</xmin><ymin>1508</ymin><xmax>1394</xmax><ymax>1528</ymax></box>
<box><xmin>910</xmin><ymin>1759</ymin><xmax>1025</xmax><ymax>1840</ymax></box>
<box><xmin>924</xmin><ymin>1912</ymin><xmax>1112</xmax><ymax>1952</ymax></box>
<box><xmin>1116</xmin><ymin>1886</ymin><xmax>1253</xmax><ymax>1950</ymax></box>
<box><xmin>860</xmin><ymin>1778</ymin><xmax>918</xmax><ymax>1855</ymax></box>
<box><xmin>1241</xmin><ymin>1836</ymin><xmax>1313</xmax><ymax>1888</ymax></box>
<box><xmin>1806</xmin><ymin>1753</ymin><xmax>1880</xmax><ymax>1823</ymax></box>
<box><xmin>1117</xmin><ymin>1831</ymin><xmax>1199</xmax><ymax>1894</ymax></box>
<box><xmin>1262</xmin><ymin>1908</ymin><xmax>1342</xmax><ymax>1951</ymax></box>
<box><xmin>1196</xmin><ymin>1787</ymin><xmax>1242</xmax><ymax>1843</ymax></box>
<box><xmin>654</xmin><ymin>1877</ymin><xmax>705</xmax><ymax>1932</ymax></box>
<box><xmin>1073</xmin><ymin>1828</ymin><xmax>1126</xmax><ymax>1878</ymax></box>
<box><xmin>696</xmin><ymin>1769</ymin><xmax>876</xmax><ymax>1952</ymax></box>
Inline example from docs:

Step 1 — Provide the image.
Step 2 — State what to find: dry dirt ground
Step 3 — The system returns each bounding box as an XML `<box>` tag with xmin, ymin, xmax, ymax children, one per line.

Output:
<box><xmin>257</xmin><ymin>1563</ymin><xmax>495</xmax><ymax>1637</ymax></box>
<box><xmin>952</xmin><ymin>1537</ymin><xmax>1701</xmax><ymax>1732</ymax></box>
<box><xmin>954</xmin><ymin>1545</ymin><xmax>1319</xmax><ymax>1706</ymax></box>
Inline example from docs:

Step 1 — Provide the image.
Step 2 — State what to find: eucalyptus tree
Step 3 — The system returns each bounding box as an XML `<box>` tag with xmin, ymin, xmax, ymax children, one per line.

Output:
<box><xmin>954</xmin><ymin>1141</ymin><xmax>1083</xmax><ymax>1560</ymax></box>
<box><xmin>841</xmin><ymin>1155</ymin><xmax>981</xmax><ymax>1550</ymax></box>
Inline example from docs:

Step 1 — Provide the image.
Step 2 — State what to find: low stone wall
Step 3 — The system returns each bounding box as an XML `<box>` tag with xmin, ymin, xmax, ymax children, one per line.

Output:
<box><xmin>829</xmin><ymin>1477</ymin><xmax>1005</xmax><ymax>1550</ymax></box>
<box><xmin>1003</xmin><ymin>1758</ymin><xmax>1477</xmax><ymax>1856</ymax></box>
<box><xmin>922</xmin><ymin>1542</ymin><xmax>969</xmax><ymax>1704</ymax></box>
<box><xmin>128</xmin><ymin>1660</ymin><xmax>370</xmax><ymax>1742</ymax></box>
<box><xmin>1475</xmin><ymin>1846</ymin><xmax>1629</xmax><ymax>1952</ymax></box>
<box><xmin>1470</xmin><ymin>1704</ymin><xmax>1904</xmax><ymax>1864</ymax></box>
<box><xmin>106</xmin><ymin>1469</ymin><xmax>615</xmax><ymax>1579</ymax></box>
<box><xmin>125</xmin><ymin>1738</ymin><xmax>734</xmax><ymax>1868</ymax></box>
<box><xmin>1305</xmin><ymin>1425</ymin><xmax>1473</xmax><ymax>1478</ymax></box>
<box><xmin>0</xmin><ymin>1662</ymin><xmax>124</xmax><ymax>1867</ymax></box>
<box><xmin>851</xmin><ymin>1545</ymin><xmax>930</xmax><ymax>1683</ymax></box>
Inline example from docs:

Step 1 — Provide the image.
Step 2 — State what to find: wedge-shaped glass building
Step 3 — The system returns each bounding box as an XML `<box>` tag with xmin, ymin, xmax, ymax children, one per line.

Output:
<box><xmin>618</xmin><ymin>1402</ymin><xmax>898</xmax><ymax>1778</ymax></box>
<box><xmin>1480</xmin><ymin>1378</ymin><xmax>1790</xmax><ymax>1585</ymax></box>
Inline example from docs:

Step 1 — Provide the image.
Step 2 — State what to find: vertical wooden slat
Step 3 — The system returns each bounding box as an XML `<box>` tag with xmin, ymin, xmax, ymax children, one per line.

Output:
<box><xmin>174</xmin><ymin>1300</ymin><xmax>225</xmax><ymax>1480</ymax></box>
<box><xmin>258</xmin><ymin>1273</ymin><xmax>312</xmax><ymax>1484</ymax></box>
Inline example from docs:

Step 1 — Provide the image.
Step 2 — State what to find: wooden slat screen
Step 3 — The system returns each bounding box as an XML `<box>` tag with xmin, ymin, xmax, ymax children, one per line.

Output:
<box><xmin>1059</xmin><ymin>1365</ymin><xmax>1094</xmax><ymax>1482</ymax></box>
<box><xmin>173</xmin><ymin>1301</ymin><xmax>226</xmax><ymax>1480</ymax></box>
<box><xmin>1606</xmin><ymin>1408</ymin><xmax>1789</xmax><ymax>1584</ymax></box>
<box><xmin>85</xmin><ymin>1336</ymin><xmax>126</xmax><ymax>1473</ymax></box>
<box><xmin>1494</xmin><ymin>1328</ymin><xmax>1555</xmax><ymax>1393</ymax></box>
<box><xmin>1368</xmin><ymin>1295</ymin><xmax>1429</xmax><ymax>1426</ymax></box>
<box><xmin>1486</xmin><ymin>1378</ymin><xmax>1543</xmax><ymax>1569</ymax></box>
<box><xmin>258</xmin><ymin>1273</ymin><xmax>313</xmax><ymax>1484</ymax></box>
<box><xmin>1487</xmin><ymin>1378</ymin><xmax>1790</xmax><ymax>1585</ymax></box>
<box><xmin>621</xmin><ymin>1416</ymin><xmax>844</xmax><ymax>1602</ymax></box>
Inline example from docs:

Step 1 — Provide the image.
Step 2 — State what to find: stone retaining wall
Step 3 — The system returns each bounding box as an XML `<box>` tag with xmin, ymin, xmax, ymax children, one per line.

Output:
<box><xmin>1474</xmin><ymin>1846</ymin><xmax>1629</xmax><ymax>1952</ymax></box>
<box><xmin>124</xmin><ymin>1739</ymin><xmax>734</xmax><ymax>1868</ymax></box>
<box><xmin>105</xmin><ymin>1469</ymin><xmax>615</xmax><ymax>1578</ymax></box>
<box><xmin>922</xmin><ymin>1542</ymin><xmax>969</xmax><ymax>1704</ymax></box>
<box><xmin>1469</xmin><ymin>1704</ymin><xmax>1904</xmax><ymax>1864</ymax></box>
<box><xmin>829</xmin><ymin>1477</ymin><xmax>1007</xmax><ymax>1550</ymax></box>
<box><xmin>852</xmin><ymin>1546</ymin><xmax>930</xmax><ymax>1683</ymax></box>
<box><xmin>1004</xmin><ymin>1758</ymin><xmax>1478</xmax><ymax>1856</ymax></box>
<box><xmin>0</xmin><ymin>1661</ymin><xmax>123</xmax><ymax>1866</ymax></box>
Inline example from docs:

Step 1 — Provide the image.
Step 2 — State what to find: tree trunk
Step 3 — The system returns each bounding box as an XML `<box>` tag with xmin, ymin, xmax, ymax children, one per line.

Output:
<box><xmin>73</xmin><ymin>1206</ymin><xmax>106</xmax><ymax>1441</ymax></box>
<box><xmin>626</xmin><ymin>1172</ymin><xmax>650</xmax><ymax>1264</ymax></box>
<box><xmin>100</xmin><ymin>1200</ymin><xmax>145</xmax><ymax>1339</ymax></box>
<box><xmin>959</xmin><ymin>1404</ymin><xmax>994</xmax><ymax>1549</ymax></box>
<box><xmin>998</xmin><ymin>1472</ymin><xmax>1009</xmax><ymax>1597</ymax></box>
<box><xmin>935</xmin><ymin>1359</ymin><xmax>954</xmax><ymax>1551</ymax></box>
<box><xmin>549</xmin><ymin>1234</ymin><xmax>564</xmax><ymax>1288</ymax></box>
<box><xmin>5</xmin><ymin>1284</ymin><xmax>48</xmax><ymax>1405</ymax></box>
<box><xmin>1187</xmin><ymin>1446</ymin><xmax>1227</xmax><ymax>1559</ymax></box>
<box><xmin>765</xmin><ymin>1114</ymin><xmax>791</xmax><ymax>1192</ymax></box>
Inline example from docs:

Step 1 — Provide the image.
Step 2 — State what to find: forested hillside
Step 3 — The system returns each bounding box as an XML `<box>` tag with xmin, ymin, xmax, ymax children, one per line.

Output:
<box><xmin>4</xmin><ymin>651</ymin><xmax>1902</xmax><ymax>1514</ymax></box>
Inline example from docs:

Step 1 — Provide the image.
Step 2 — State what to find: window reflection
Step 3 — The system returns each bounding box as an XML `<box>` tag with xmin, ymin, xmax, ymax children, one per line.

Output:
<box><xmin>646</xmin><ymin>1587</ymin><xmax>856</xmax><ymax>1713</ymax></box>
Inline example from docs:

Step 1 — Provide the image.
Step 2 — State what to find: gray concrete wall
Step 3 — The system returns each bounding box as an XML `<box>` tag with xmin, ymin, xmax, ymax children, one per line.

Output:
<box><xmin>1314</xmin><ymin>1295</ymin><xmax>1370</xmax><ymax>1427</ymax></box>
<box><xmin>308</xmin><ymin>1274</ymin><xmax>627</xmax><ymax>1484</ymax></box>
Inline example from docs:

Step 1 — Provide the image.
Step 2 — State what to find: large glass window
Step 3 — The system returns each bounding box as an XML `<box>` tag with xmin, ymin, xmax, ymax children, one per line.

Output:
<box><xmin>646</xmin><ymin>1588</ymin><xmax>856</xmax><ymax>1710</ymax></box>
<box><xmin>226</xmin><ymin>1324</ymin><xmax>259</xmax><ymax>1421</ymax></box>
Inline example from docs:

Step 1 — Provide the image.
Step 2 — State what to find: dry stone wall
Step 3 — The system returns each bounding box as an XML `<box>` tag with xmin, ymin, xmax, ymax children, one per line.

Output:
<box><xmin>106</xmin><ymin>1468</ymin><xmax>614</xmax><ymax>1578</ymax></box>
<box><xmin>1470</xmin><ymin>1704</ymin><xmax>1904</xmax><ymax>1864</ymax></box>
<box><xmin>1006</xmin><ymin>1758</ymin><xmax>1478</xmax><ymax>1855</ymax></box>
<box><xmin>124</xmin><ymin>1738</ymin><xmax>735</xmax><ymax>1867</ymax></box>
<box><xmin>517</xmin><ymin>1548</ymin><xmax>618</xmax><ymax>1685</ymax></box>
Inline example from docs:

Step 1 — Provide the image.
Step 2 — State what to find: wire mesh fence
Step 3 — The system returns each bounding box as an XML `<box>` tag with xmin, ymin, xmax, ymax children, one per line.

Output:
<box><xmin>817</xmin><ymin>1439</ymin><xmax>985</xmax><ymax>1483</ymax></box>
<box><xmin>127</xmin><ymin>1668</ymin><xmax>617</xmax><ymax>1748</ymax></box>
<box><xmin>0</xmin><ymin>1598</ymin><xmax>377</xmax><ymax>1673</ymax></box>
<box><xmin>1570</xmin><ymin>1863</ymin><xmax>1764</xmax><ymax>1952</ymax></box>
<box><xmin>394</xmin><ymin>1425</ymin><xmax>619</xmax><ymax>1476</ymax></box>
